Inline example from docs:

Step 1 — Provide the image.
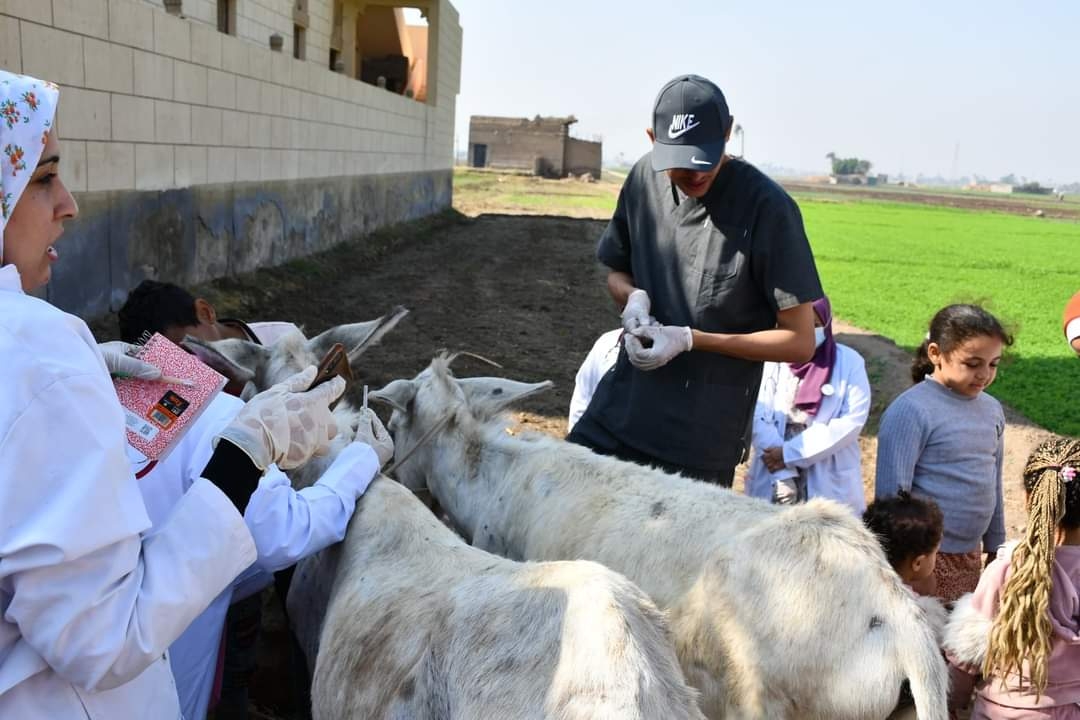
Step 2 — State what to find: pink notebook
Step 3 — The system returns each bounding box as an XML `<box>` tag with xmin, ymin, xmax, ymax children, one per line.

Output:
<box><xmin>113</xmin><ymin>333</ymin><xmax>226</xmax><ymax>463</ymax></box>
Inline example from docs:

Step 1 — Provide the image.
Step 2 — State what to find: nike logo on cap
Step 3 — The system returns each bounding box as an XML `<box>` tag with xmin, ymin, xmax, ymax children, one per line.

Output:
<box><xmin>690</xmin><ymin>156</ymin><xmax>711</xmax><ymax>166</ymax></box>
<box><xmin>668</xmin><ymin>113</ymin><xmax>700</xmax><ymax>139</ymax></box>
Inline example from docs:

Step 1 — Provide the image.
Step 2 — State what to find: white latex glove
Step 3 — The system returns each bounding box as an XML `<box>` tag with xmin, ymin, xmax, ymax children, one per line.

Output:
<box><xmin>773</xmin><ymin>478</ymin><xmax>800</xmax><ymax>505</ymax></box>
<box><xmin>216</xmin><ymin>366</ymin><xmax>345</xmax><ymax>470</ymax></box>
<box><xmin>354</xmin><ymin>407</ymin><xmax>395</xmax><ymax>467</ymax></box>
<box><xmin>624</xmin><ymin>324</ymin><xmax>693</xmax><ymax>371</ymax></box>
<box><xmin>621</xmin><ymin>289</ymin><xmax>656</xmax><ymax>333</ymax></box>
<box><xmin>99</xmin><ymin>341</ymin><xmax>164</xmax><ymax>381</ymax></box>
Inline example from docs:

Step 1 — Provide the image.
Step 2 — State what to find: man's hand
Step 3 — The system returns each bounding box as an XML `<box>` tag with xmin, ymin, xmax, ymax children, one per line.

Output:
<box><xmin>762</xmin><ymin>446</ymin><xmax>787</xmax><ymax>473</ymax></box>
<box><xmin>621</xmin><ymin>289</ymin><xmax>656</xmax><ymax>334</ymax></box>
<box><xmin>624</xmin><ymin>324</ymin><xmax>692</xmax><ymax>371</ymax></box>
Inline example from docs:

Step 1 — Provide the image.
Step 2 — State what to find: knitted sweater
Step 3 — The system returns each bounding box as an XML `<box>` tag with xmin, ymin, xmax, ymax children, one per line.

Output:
<box><xmin>875</xmin><ymin>378</ymin><xmax>1006</xmax><ymax>553</ymax></box>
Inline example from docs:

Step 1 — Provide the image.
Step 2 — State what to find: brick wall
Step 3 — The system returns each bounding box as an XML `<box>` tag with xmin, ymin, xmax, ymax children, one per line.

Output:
<box><xmin>2</xmin><ymin>0</ymin><xmax>461</xmax><ymax>191</ymax></box>
<box><xmin>1</xmin><ymin>0</ymin><xmax>462</xmax><ymax>317</ymax></box>
<box><xmin>468</xmin><ymin>116</ymin><xmax>569</xmax><ymax>176</ymax></box>
<box><xmin>564</xmin><ymin>137</ymin><xmax>601</xmax><ymax>179</ymax></box>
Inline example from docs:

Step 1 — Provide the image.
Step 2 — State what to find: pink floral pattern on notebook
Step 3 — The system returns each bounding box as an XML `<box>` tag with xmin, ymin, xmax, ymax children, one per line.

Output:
<box><xmin>113</xmin><ymin>334</ymin><xmax>226</xmax><ymax>462</ymax></box>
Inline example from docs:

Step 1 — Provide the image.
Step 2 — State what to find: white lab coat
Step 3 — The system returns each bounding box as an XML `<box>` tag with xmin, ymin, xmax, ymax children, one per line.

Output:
<box><xmin>134</xmin><ymin>391</ymin><xmax>379</xmax><ymax>720</ymax></box>
<box><xmin>745</xmin><ymin>344</ymin><xmax>871</xmax><ymax>513</ymax></box>
<box><xmin>567</xmin><ymin>329</ymin><xmax>621</xmax><ymax>433</ymax></box>
<box><xmin>0</xmin><ymin>265</ymin><xmax>257</xmax><ymax>719</ymax></box>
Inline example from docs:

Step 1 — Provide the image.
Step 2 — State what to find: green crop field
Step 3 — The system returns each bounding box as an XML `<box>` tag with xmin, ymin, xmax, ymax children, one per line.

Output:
<box><xmin>798</xmin><ymin>197</ymin><xmax>1079</xmax><ymax>435</ymax></box>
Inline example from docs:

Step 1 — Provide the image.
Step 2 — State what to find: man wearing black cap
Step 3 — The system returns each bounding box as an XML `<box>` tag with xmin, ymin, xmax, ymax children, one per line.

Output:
<box><xmin>567</xmin><ymin>74</ymin><xmax>823</xmax><ymax>486</ymax></box>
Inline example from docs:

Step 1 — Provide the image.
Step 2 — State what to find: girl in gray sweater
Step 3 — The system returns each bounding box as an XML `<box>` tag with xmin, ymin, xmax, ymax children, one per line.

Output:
<box><xmin>876</xmin><ymin>304</ymin><xmax>1013</xmax><ymax>603</ymax></box>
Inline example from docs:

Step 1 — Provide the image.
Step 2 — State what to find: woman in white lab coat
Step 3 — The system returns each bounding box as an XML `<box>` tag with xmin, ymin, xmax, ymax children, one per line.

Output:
<box><xmin>0</xmin><ymin>70</ymin><xmax>343</xmax><ymax>719</ymax></box>
<box><xmin>744</xmin><ymin>296</ymin><xmax>871</xmax><ymax>513</ymax></box>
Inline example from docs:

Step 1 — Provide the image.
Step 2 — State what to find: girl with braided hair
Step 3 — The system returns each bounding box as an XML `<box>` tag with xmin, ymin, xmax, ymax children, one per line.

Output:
<box><xmin>943</xmin><ymin>436</ymin><xmax>1080</xmax><ymax>719</ymax></box>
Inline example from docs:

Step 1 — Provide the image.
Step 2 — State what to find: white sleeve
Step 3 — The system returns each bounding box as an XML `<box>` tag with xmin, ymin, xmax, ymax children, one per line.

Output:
<box><xmin>242</xmin><ymin>442</ymin><xmax>379</xmax><ymax>572</ymax></box>
<box><xmin>568</xmin><ymin>331</ymin><xmax>620</xmax><ymax>432</ymax></box>
<box><xmin>751</xmin><ymin>363</ymin><xmax>786</xmax><ymax>451</ymax></box>
<box><xmin>249</xmin><ymin>321</ymin><xmax>301</xmax><ymax>346</ymax></box>
<box><xmin>568</xmin><ymin>359</ymin><xmax>599</xmax><ymax>432</ymax></box>
<box><xmin>0</xmin><ymin>374</ymin><xmax>257</xmax><ymax>692</ymax></box>
<box><xmin>784</xmin><ymin>354</ymin><xmax>871</xmax><ymax>468</ymax></box>
<box><xmin>1067</xmin><ymin>317</ymin><xmax>1080</xmax><ymax>343</ymax></box>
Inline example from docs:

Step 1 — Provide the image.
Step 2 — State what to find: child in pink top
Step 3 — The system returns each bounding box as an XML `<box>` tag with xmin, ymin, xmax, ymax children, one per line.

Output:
<box><xmin>945</xmin><ymin>436</ymin><xmax>1080</xmax><ymax>719</ymax></box>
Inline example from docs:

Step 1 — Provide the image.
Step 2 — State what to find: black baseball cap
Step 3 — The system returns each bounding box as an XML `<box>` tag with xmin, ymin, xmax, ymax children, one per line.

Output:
<box><xmin>651</xmin><ymin>75</ymin><xmax>731</xmax><ymax>172</ymax></box>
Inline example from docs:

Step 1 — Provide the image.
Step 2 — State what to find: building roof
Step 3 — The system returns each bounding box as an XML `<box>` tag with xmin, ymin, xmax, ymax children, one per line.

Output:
<box><xmin>470</xmin><ymin>114</ymin><xmax>578</xmax><ymax>128</ymax></box>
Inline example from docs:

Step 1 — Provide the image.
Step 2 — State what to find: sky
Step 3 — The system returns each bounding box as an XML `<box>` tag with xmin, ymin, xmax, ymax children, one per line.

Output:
<box><xmin>446</xmin><ymin>0</ymin><xmax>1079</xmax><ymax>184</ymax></box>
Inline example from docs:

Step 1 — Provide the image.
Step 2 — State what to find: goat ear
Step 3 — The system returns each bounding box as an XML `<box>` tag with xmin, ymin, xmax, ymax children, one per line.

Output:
<box><xmin>456</xmin><ymin>377</ymin><xmax>553</xmax><ymax>419</ymax></box>
<box><xmin>308</xmin><ymin>306</ymin><xmax>409</xmax><ymax>366</ymax></box>
<box><xmin>370</xmin><ymin>378</ymin><xmax>417</xmax><ymax>415</ymax></box>
<box><xmin>183</xmin><ymin>336</ymin><xmax>266</xmax><ymax>387</ymax></box>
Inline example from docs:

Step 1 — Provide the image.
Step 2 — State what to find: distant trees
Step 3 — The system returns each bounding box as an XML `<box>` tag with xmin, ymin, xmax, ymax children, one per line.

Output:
<box><xmin>1014</xmin><ymin>181</ymin><xmax>1053</xmax><ymax>195</ymax></box>
<box><xmin>826</xmin><ymin>152</ymin><xmax>872</xmax><ymax>176</ymax></box>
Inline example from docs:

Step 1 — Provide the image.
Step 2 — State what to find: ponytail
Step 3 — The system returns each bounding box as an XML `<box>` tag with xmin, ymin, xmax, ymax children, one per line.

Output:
<box><xmin>983</xmin><ymin>437</ymin><xmax>1080</xmax><ymax>696</ymax></box>
<box><xmin>910</xmin><ymin>339</ymin><xmax>934</xmax><ymax>384</ymax></box>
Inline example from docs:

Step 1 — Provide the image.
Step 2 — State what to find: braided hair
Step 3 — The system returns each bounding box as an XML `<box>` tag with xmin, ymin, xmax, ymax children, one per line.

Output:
<box><xmin>983</xmin><ymin>436</ymin><xmax>1080</xmax><ymax>696</ymax></box>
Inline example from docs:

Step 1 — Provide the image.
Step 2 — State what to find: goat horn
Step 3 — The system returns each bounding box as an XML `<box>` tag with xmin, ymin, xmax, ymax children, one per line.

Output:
<box><xmin>447</xmin><ymin>351</ymin><xmax>503</xmax><ymax>369</ymax></box>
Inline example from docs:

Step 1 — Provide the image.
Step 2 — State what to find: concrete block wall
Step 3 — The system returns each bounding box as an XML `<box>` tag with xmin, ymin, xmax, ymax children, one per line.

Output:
<box><xmin>138</xmin><ymin>0</ymin><xmax>333</xmax><ymax>61</ymax></box>
<box><xmin>469</xmin><ymin>119</ymin><xmax>565</xmax><ymax>176</ymax></box>
<box><xmin>1</xmin><ymin>0</ymin><xmax>462</xmax><ymax>318</ymax></box>
<box><xmin>468</xmin><ymin>116</ymin><xmax>591</xmax><ymax>177</ymax></box>
<box><xmin>564</xmin><ymin>137</ymin><xmax>601</xmax><ymax>179</ymax></box>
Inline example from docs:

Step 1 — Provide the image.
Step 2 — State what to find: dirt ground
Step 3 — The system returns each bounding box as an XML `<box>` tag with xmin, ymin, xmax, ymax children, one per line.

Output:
<box><xmin>90</xmin><ymin>183</ymin><xmax>1052</xmax><ymax>718</ymax></box>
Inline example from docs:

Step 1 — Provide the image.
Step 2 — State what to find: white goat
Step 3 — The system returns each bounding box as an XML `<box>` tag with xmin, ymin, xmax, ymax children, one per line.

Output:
<box><xmin>198</xmin><ymin>327</ymin><xmax>706</xmax><ymax>720</ymax></box>
<box><xmin>371</xmin><ymin>356</ymin><xmax>950</xmax><ymax>720</ymax></box>
<box><xmin>306</xmin><ymin>477</ymin><xmax>704</xmax><ymax>719</ymax></box>
<box><xmin>186</xmin><ymin>306</ymin><xmax>410</xmax><ymax>491</ymax></box>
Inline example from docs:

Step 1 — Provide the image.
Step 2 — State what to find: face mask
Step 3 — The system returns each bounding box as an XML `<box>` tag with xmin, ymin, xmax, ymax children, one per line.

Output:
<box><xmin>814</xmin><ymin>327</ymin><xmax>827</xmax><ymax>349</ymax></box>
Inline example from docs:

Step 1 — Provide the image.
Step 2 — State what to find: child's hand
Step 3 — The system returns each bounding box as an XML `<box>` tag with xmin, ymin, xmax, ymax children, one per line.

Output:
<box><xmin>762</xmin><ymin>446</ymin><xmax>786</xmax><ymax>472</ymax></box>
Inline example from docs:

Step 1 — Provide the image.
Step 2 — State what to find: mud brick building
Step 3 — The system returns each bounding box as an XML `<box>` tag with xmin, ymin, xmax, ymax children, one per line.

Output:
<box><xmin>468</xmin><ymin>115</ymin><xmax>600</xmax><ymax>179</ymax></box>
<box><xmin>0</xmin><ymin>0</ymin><xmax>462</xmax><ymax>318</ymax></box>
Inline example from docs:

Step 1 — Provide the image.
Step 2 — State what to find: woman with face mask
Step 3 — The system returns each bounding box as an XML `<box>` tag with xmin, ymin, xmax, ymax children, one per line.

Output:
<box><xmin>744</xmin><ymin>296</ymin><xmax>872</xmax><ymax>512</ymax></box>
<box><xmin>0</xmin><ymin>71</ymin><xmax>344</xmax><ymax>718</ymax></box>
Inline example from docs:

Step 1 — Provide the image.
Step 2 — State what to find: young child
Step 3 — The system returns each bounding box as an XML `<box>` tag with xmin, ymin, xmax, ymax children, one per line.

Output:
<box><xmin>746</xmin><ymin>296</ymin><xmax>871</xmax><ymax>512</ymax></box>
<box><xmin>944</xmin><ymin>436</ymin><xmax>1080</xmax><ymax>719</ymax></box>
<box><xmin>865</xmin><ymin>493</ymin><xmax>947</xmax><ymax>720</ymax></box>
<box><xmin>864</xmin><ymin>492</ymin><xmax>945</xmax><ymax>596</ymax></box>
<box><xmin>875</xmin><ymin>304</ymin><xmax>1012</xmax><ymax>603</ymax></box>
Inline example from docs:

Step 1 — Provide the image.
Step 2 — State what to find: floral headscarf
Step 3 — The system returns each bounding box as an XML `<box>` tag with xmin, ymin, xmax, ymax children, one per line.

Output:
<box><xmin>0</xmin><ymin>70</ymin><xmax>59</xmax><ymax>262</ymax></box>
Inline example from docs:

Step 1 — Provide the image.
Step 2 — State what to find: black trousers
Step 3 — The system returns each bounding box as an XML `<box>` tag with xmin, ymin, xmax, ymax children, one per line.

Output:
<box><xmin>567</xmin><ymin>413</ymin><xmax>735</xmax><ymax>487</ymax></box>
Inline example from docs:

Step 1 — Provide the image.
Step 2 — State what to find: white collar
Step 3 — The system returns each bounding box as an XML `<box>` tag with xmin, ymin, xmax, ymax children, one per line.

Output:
<box><xmin>0</xmin><ymin>264</ymin><xmax>24</xmax><ymax>293</ymax></box>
